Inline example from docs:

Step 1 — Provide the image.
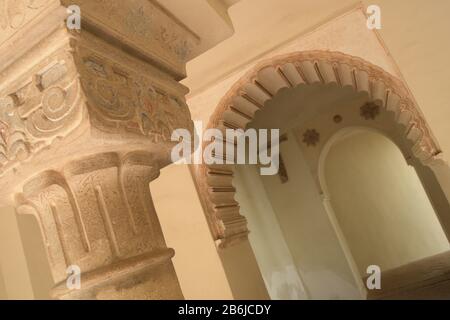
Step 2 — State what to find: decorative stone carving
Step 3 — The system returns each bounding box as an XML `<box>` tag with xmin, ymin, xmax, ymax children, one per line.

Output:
<box><xmin>60</xmin><ymin>0</ymin><xmax>200</xmax><ymax>78</ymax></box>
<box><xmin>360</xmin><ymin>102</ymin><xmax>380</xmax><ymax>120</ymax></box>
<box><xmin>302</xmin><ymin>129</ymin><xmax>320</xmax><ymax>147</ymax></box>
<box><xmin>0</xmin><ymin>28</ymin><xmax>194</xmax><ymax>178</ymax></box>
<box><xmin>0</xmin><ymin>118</ymin><xmax>29</xmax><ymax>166</ymax></box>
<box><xmin>0</xmin><ymin>46</ymin><xmax>83</xmax><ymax>174</ymax></box>
<box><xmin>36</xmin><ymin>61</ymin><xmax>69</xmax><ymax>90</ymax></box>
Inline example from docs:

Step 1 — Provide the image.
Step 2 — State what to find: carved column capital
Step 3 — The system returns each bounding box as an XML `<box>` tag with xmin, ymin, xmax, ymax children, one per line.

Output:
<box><xmin>0</xmin><ymin>5</ymin><xmax>194</xmax><ymax>201</ymax></box>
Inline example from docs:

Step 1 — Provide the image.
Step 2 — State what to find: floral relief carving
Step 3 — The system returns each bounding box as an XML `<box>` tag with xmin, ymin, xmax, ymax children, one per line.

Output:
<box><xmin>0</xmin><ymin>112</ymin><xmax>29</xmax><ymax>166</ymax></box>
<box><xmin>123</xmin><ymin>3</ymin><xmax>194</xmax><ymax>61</ymax></box>
<box><xmin>360</xmin><ymin>102</ymin><xmax>380</xmax><ymax>120</ymax></box>
<box><xmin>138</xmin><ymin>81</ymin><xmax>193</xmax><ymax>143</ymax></box>
<box><xmin>66</xmin><ymin>0</ymin><xmax>198</xmax><ymax>63</ymax></box>
<box><xmin>302</xmin><ymin>129</ymin><xmax>320</xmax><ymax>146</ymax></box>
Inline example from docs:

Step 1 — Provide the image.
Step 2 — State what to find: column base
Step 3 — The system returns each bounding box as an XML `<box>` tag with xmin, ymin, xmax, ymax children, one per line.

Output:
<box><xmin>51</xmin><ymin>249</ymin><xmax>183</xmax><ymax>300</ymax></box>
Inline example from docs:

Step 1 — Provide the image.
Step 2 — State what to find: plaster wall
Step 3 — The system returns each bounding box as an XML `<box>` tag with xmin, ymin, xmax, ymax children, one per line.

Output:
<box><xmin>324</xmin><ymin>130</ymin><xmax>449</xmax><ymax>273</ymax></box>
<box><xmin>234</xmin><ymin>165</ymin><xmax>308</xmax><ymax>300</ymax></box>
<box><xmin>151</xmin><ymin>164</ymin><xmax>234</xmax><ymax>299</ymax></box>
<box><xmin>0</xmin><ymin>208</ymin><xmax>34</xmax><ymax>299</ymax></box>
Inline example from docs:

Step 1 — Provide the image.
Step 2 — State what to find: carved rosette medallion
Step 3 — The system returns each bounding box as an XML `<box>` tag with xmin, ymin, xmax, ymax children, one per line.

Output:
<box><xmin>303</xmin><ymin>129</ymin><xmax>320</xmax><ymax>146</ymax></box>
<box><xmin>360</xmin><ymin>102</ymin><xmax>381</xmax><ymax>120</ymax></box>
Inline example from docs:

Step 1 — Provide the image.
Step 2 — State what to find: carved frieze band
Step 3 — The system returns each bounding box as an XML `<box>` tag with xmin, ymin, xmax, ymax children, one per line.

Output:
<box><xmin>74</xmin><ymin>42</ymin><xmax>193</xmax><ymax>143</ymax></box>
<box><xmin>60</xmin><ymin>0</ymin><xmax>200</xmax><ymax>76</ymax></box>
<box><xmin>0</xmin><ymin>27</ymin><xmax>194</xmax><ymax>178</ymax></box>
<box><xmin>196</xmin><ymin>50</ymin><xmax>441</xmax><ymax>246</ymax></box>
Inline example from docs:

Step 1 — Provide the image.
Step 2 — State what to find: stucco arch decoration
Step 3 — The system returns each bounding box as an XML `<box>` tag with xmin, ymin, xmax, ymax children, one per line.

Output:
<box><xmin>194</xmin><ymin>50</ymin><xmax>442</xmax><ymax>247</ymax></box>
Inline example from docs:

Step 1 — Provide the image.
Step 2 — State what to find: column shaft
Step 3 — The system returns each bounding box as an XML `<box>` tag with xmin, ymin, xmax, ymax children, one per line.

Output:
<box><xmin>16</xmin><ymin>151</ymin><xmax>183</xmax><ymax>299</ymax></box>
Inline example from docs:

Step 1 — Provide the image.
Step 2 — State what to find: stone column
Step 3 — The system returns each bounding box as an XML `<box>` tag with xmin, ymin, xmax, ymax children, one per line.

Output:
<box><xmin>0</xmin><ymin>0</ymin><xmax>233</xmax><ymax>299</ymax></box>
<box><xmin>16</xmin><ymin>152</ymin><xmax>183</xmax><ymax>299</ymax></box>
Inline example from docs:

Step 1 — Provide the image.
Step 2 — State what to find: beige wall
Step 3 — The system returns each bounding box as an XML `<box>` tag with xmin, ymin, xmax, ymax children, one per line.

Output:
<box><xmin>216</xmin><ymin>240</ymin><xmax>270</xmax><ymax>300</ymax></box>
<box><xmin>324</xmin><ymin>130</ymin><xmax>450</xmax><ymax>273</ymax></box>
<box><xmin>151</xmin><ymin>164</ymin><xmax>233</xmax><ymax>300</ymax></box>
<box><xmin>371</xmin><ymin>0</ymin><xmax>450</xmax><ymax>160</ymax></box>
<box><xmin>0</xmin><ymin>264</ymin><xmax>8</xmax><ymax>299</ymax></box>
<box><xmin>0</xmin><ymin>207</ymin><xmax>53</xmax><ymax>300</ymax></box>
<box><xmin>0</xmin><ymin>207</ymin><xmax>34</xmax><ymax>299</ymax></box>
<box><xmin>16</xmin><ymin>214</ymin><xmax>53</xmax><ymax>300</ymax></box>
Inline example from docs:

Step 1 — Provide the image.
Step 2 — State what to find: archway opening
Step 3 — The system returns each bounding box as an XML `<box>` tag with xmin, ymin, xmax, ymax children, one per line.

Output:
<box><xmin>323</xmin><ymin>129</ymin><xmax>449</xmax><ymax>275</ymax></box>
